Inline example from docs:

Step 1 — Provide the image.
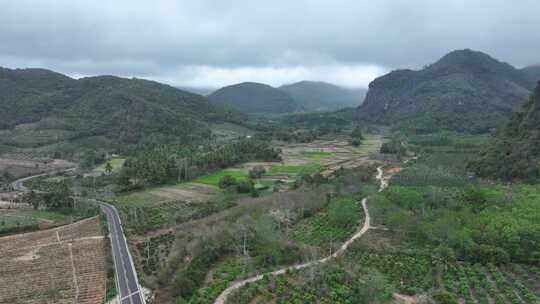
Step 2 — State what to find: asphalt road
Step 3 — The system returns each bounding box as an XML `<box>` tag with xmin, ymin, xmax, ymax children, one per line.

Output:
<box><xmin>101</xmin><ymin>202</ymin><xmax>145</xmax><ymax>304</ymax></box>
<box><xmin>11</xmin><ymin>172</ymin><xmax>145</xmax><ymax>304</ymax></box>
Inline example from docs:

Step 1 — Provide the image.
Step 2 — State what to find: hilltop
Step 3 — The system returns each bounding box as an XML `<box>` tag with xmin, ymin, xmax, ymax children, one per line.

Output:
<box><xmin>358</xmin><ymin>49</ymin><xmax>535</xmax><ymax>133</ymax></box>
<box><xmin>279</xmin><ymin>81</ymin><xmax>366</xmax><ymax>111</ymax></box>
<box><xmin>208</xmin><ymin>82</ymin><xmax>301</xmax><ymax>114</ymax></box>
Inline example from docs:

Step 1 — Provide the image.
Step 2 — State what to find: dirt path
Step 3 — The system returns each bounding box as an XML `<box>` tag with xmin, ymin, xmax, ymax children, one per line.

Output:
<box><xmin>214</xmin><ymin>166</ymin><xmax>388</xmax><ymax>304</ymax></box>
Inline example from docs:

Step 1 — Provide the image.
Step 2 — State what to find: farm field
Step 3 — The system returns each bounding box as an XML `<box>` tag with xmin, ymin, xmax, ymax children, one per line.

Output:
<box><xmin>111</xmin><ymin>136</ymin><xmax>382</xmax><ymax>207</ymax></box>
<box><xmin>0</xmin><ymin>216</ymin><xmax>106</xmax><ymax>304</ymax></box>
<box><xmin>112</xmin><ymin>182</ymin><xmax>219</xmax><ymax>207</ymax></box>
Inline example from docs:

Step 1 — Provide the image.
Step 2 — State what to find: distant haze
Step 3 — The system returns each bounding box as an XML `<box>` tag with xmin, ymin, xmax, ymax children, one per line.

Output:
<box><xmin>1</xmin><ymin>1</ymin><xmax>539</xmax><ymax>89</ymax></box>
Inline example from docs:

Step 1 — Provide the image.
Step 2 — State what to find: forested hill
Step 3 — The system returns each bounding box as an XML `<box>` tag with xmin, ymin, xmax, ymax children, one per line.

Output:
<box><xmin>279</xmin><ymin>81</ymin><xmax>366</xmax><ymax>111</ymax></box>
<box><xmin>471</xmin><ymin>81</ymin><xmax>540</xmax><ymax>181</ymax></box>
<box><xmin>0</xmin><ymin>67</ymin><xmax>77</xmax><ymax>128</ymax></box>
<box><xmin>0</xmin><ymin>67</ymin><xmax>243</xmax><ymax>149</ymax></box>
<box><xmin>357</xmin><ymin>49</ymin><xmax>535</xmax><ymax>133</ymax></box>
<box><xmin>522</xmin><ymin>65</ymin><xmax>540</xmax><ymax>82</ymax></box>
<box><xmin>208</xmin><ymin>82</ymin><xmax>301</xmax><ymax>114</ymax></box>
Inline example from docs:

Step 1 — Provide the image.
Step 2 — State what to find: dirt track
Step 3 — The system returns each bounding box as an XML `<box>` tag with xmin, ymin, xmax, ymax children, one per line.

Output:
<box><xmin>214</xmin><ymin>166</ymin><xmax>388</xmax><ymax>304</ymax></box>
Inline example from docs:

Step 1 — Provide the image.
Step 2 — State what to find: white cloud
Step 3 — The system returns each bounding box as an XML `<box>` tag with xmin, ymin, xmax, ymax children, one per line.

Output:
<box><xmin>154</xmin><ymin>64</ymin><xmax>387</xmax><ymax>89</ymax></box>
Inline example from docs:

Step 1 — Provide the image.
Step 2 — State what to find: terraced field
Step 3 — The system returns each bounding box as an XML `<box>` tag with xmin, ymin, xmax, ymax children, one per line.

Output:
<box><xmin>0</xmin><ymin>217</ymin><xmax>106</xmax><ymax>304</ymax></box>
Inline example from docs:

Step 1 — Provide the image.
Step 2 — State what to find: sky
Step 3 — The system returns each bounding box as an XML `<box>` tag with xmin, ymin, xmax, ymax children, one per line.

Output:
<box><xmin>1</xmin><ymin>0</ymin><xmax>539</xmax><ymax>89</ymax></box>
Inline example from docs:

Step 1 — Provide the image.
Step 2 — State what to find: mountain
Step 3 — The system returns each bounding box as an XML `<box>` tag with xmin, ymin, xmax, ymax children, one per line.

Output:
<box><xmin>0</xmin><ymin>67</ymin><xmax>78</xmax><ymax>129</ymax></box>
<box><xmin>471</xmin><ymin>82</ymin><xmax>540</xmax><ymax>181</ymax></box>
<box><xmin>522</xmin><ymin>65</ymin><xmax>540</xmax><ymax>82</ymax></box>
<box><xmin>0</xmin><ymin>67</ymin><xmax>242</xmax><ymax>153</ymax></box>
<box><xmin>208</xmin><ymin>82</ymin><xmax>300</xmax><ymax>114</ymax></box>
<box><xmin>358</xmin><ymin>49</ymin><xmax>535</xmax><ymax>133</ymax></box>
<box><xmin>176</xmin><ymin>86</ymin><xmax>216</xmax><ymax>96</ymax></box>
<box><xmin>279</xmin><ymin>81</ymin><xmax>366</xmax><ymax>111</ymax></box>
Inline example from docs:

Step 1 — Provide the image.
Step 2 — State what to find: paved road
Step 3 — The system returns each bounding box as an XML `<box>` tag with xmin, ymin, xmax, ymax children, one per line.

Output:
<box><xmin>100</xmin><ymin>202</ymin><xmax>145</xmax><ymax>304</ymax></box>
<box><xmin>11</xmin><ymin>172</ymin><xmax>145</xmax><ymax>304</ymax></box>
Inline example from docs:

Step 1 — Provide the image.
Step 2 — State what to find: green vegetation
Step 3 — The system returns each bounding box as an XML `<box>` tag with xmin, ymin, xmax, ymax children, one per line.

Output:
<box><xmin>194</xmin><ymin>169</ymin><xmax>247</xmax><ymax>187</ymax></box>
<box><xmin>251</xmin><ymin>110</ymin><xmax>356</xmax><ymax>143</ymax></box>
<box><xmin>294</xmin><ymin>197</ymin><xmax>361</xmax><ymax>247</ymax></box>
<box><xmin>149</xmin><ymin>166</ymin><xmax>377</xmax><ymax>303</ymax></box>
<box><xmin>119</xmin><ymin>138</ymin><xmax>279</xmax><ymax>188</ymax></box>
<box><xmin>0</xmin><ymin>67</ymin><xmax>244</xmax><ymax>155</ymax></box>
<box><xmin>471</xmin><ymin>83</ymin><xmax>540</xmax><ymax>181</ymax></box>
<box><xmin>227</xmin><ymin>264</ymin><xmax>393</xmax><ymax>304</ymax></box>
<box><xmin>375</xmin><ymin>135</ymin><xmax>540</xmax><ymax>264</ymax></box>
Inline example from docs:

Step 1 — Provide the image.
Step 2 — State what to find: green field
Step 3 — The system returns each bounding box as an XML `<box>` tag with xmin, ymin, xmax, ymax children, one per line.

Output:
<box><xmin>302</xmin><ymin>151</ymin><xmax>336</xmax><ymax>161</ymax></box>
<box><xmin>193</xmin><ymin>168</ymin><xmax>248</xmax><ymax>186</ymax></box>
<box><xmin>0</xmin><ymin>209</ymin><xmax>69</xmax><ymax>230</ymax></box>
<box><xmin>265</xmin><ymin>164</ymin><xmax>321</xmax><ymax>177</ymax></box>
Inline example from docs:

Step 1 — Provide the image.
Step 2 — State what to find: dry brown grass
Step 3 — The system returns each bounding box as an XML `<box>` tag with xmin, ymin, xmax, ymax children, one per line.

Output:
<box><xmin>0</xmin><ymin>217</ymin><xmax>106</xmax><ymax>304</ymax></box>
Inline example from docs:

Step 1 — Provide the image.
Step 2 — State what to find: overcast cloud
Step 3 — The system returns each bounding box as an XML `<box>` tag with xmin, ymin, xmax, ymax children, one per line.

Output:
<box><xmin>1</xmin><ymin>0</ymin><xmax>539</xmax><ymax>89</ymax></box>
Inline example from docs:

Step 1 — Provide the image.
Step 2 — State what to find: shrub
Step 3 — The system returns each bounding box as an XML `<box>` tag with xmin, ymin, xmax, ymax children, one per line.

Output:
<box><xmin>236</xmin><ymin>180</ymin><xmax>254</xmax><ymax>193</ymax></box>
<box><xmin>432</xmin><ymin>289</ymin><xmax>458</xmax><ymax>304</ymax></box>
<box><xmin>218</xmin><ymin>175</ymin><xmax>237</xmax><ymax>189</ymax></box>
<box><xmin>248</xmin><ymin>165</ymin><xmax>266</xmax><ymax>179</ymax></box>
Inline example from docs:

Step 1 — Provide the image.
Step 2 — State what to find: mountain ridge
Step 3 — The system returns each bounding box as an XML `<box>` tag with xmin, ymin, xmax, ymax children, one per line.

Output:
<box><xmin>357</xmin><ymin>49</ymin><xmax>535</xmax><ymax>133</ymax></box>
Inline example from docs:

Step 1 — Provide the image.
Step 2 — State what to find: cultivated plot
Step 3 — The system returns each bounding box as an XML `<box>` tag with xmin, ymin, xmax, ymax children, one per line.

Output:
<box><xmin>0</xmin><ymin>217</ymin><xmax>106</xmax><ymax>304</ymax></box>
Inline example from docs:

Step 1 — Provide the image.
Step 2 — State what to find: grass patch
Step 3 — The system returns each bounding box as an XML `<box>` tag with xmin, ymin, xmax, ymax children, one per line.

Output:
<box><xmin>193</xmin><ymin>168</ymin><xmax>248</xmax><ymax>186</ymax></box>
<box><xmin>265</xmin><ymin>164</ymin><xmax>321</xmax><ymax>177</ymax></box>
<box><xmin>302</xmin><ymin>151</ymin><xmax>336</xmax><ymax>161</ymax></box>
<box><xmin>0</xmin><ymin>209</ymin><xmax>68</xmax><ymax>229</ymax></box>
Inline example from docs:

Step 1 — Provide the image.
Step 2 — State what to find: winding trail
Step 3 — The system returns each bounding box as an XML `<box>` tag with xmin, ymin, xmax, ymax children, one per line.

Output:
<box><xmin>214</xmin><ymin>166</ymin><xmax>388</xmax><ymax>304</ymax></box>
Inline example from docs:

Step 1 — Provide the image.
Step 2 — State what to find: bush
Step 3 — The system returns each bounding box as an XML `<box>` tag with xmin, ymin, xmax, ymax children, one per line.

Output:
<box><xmin>236</xmin><ymin>180</ymin><xmax>254</xmax><ymax>193</ymax></box>
<box><xmin>218</xmin><ymin>175</ymin><xmax>237</xmax><ymax>189</ymax></box>
<box><xmin>248</xmin><ymin>165</ymin><xmax>266</xmax><ymax>179</ymax></box>
<box><xmin>432</xmin><ymin>289</ymin><xmax>459</xmax><ymax>304</ymax></box>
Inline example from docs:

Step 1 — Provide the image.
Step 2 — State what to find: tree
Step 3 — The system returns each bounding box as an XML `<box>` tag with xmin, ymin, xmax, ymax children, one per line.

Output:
<box><xmin>43</xmin><ymin>181</ymin><xmax>74</xmax><ymax>211</ymax></box>
<box><xmin>22</xmin><ymin>190</ymin><xmax>41</xmax><ymax>210</ymax></box>
<box><xmin>104</xmin><ymin>161</ymin><xmax>113</xmax><ymax>175</ymax></box>
<box><xmin>350</xmin><ymin>126</ymin><xmax>364</xmax><ymax>146</ymax></box>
